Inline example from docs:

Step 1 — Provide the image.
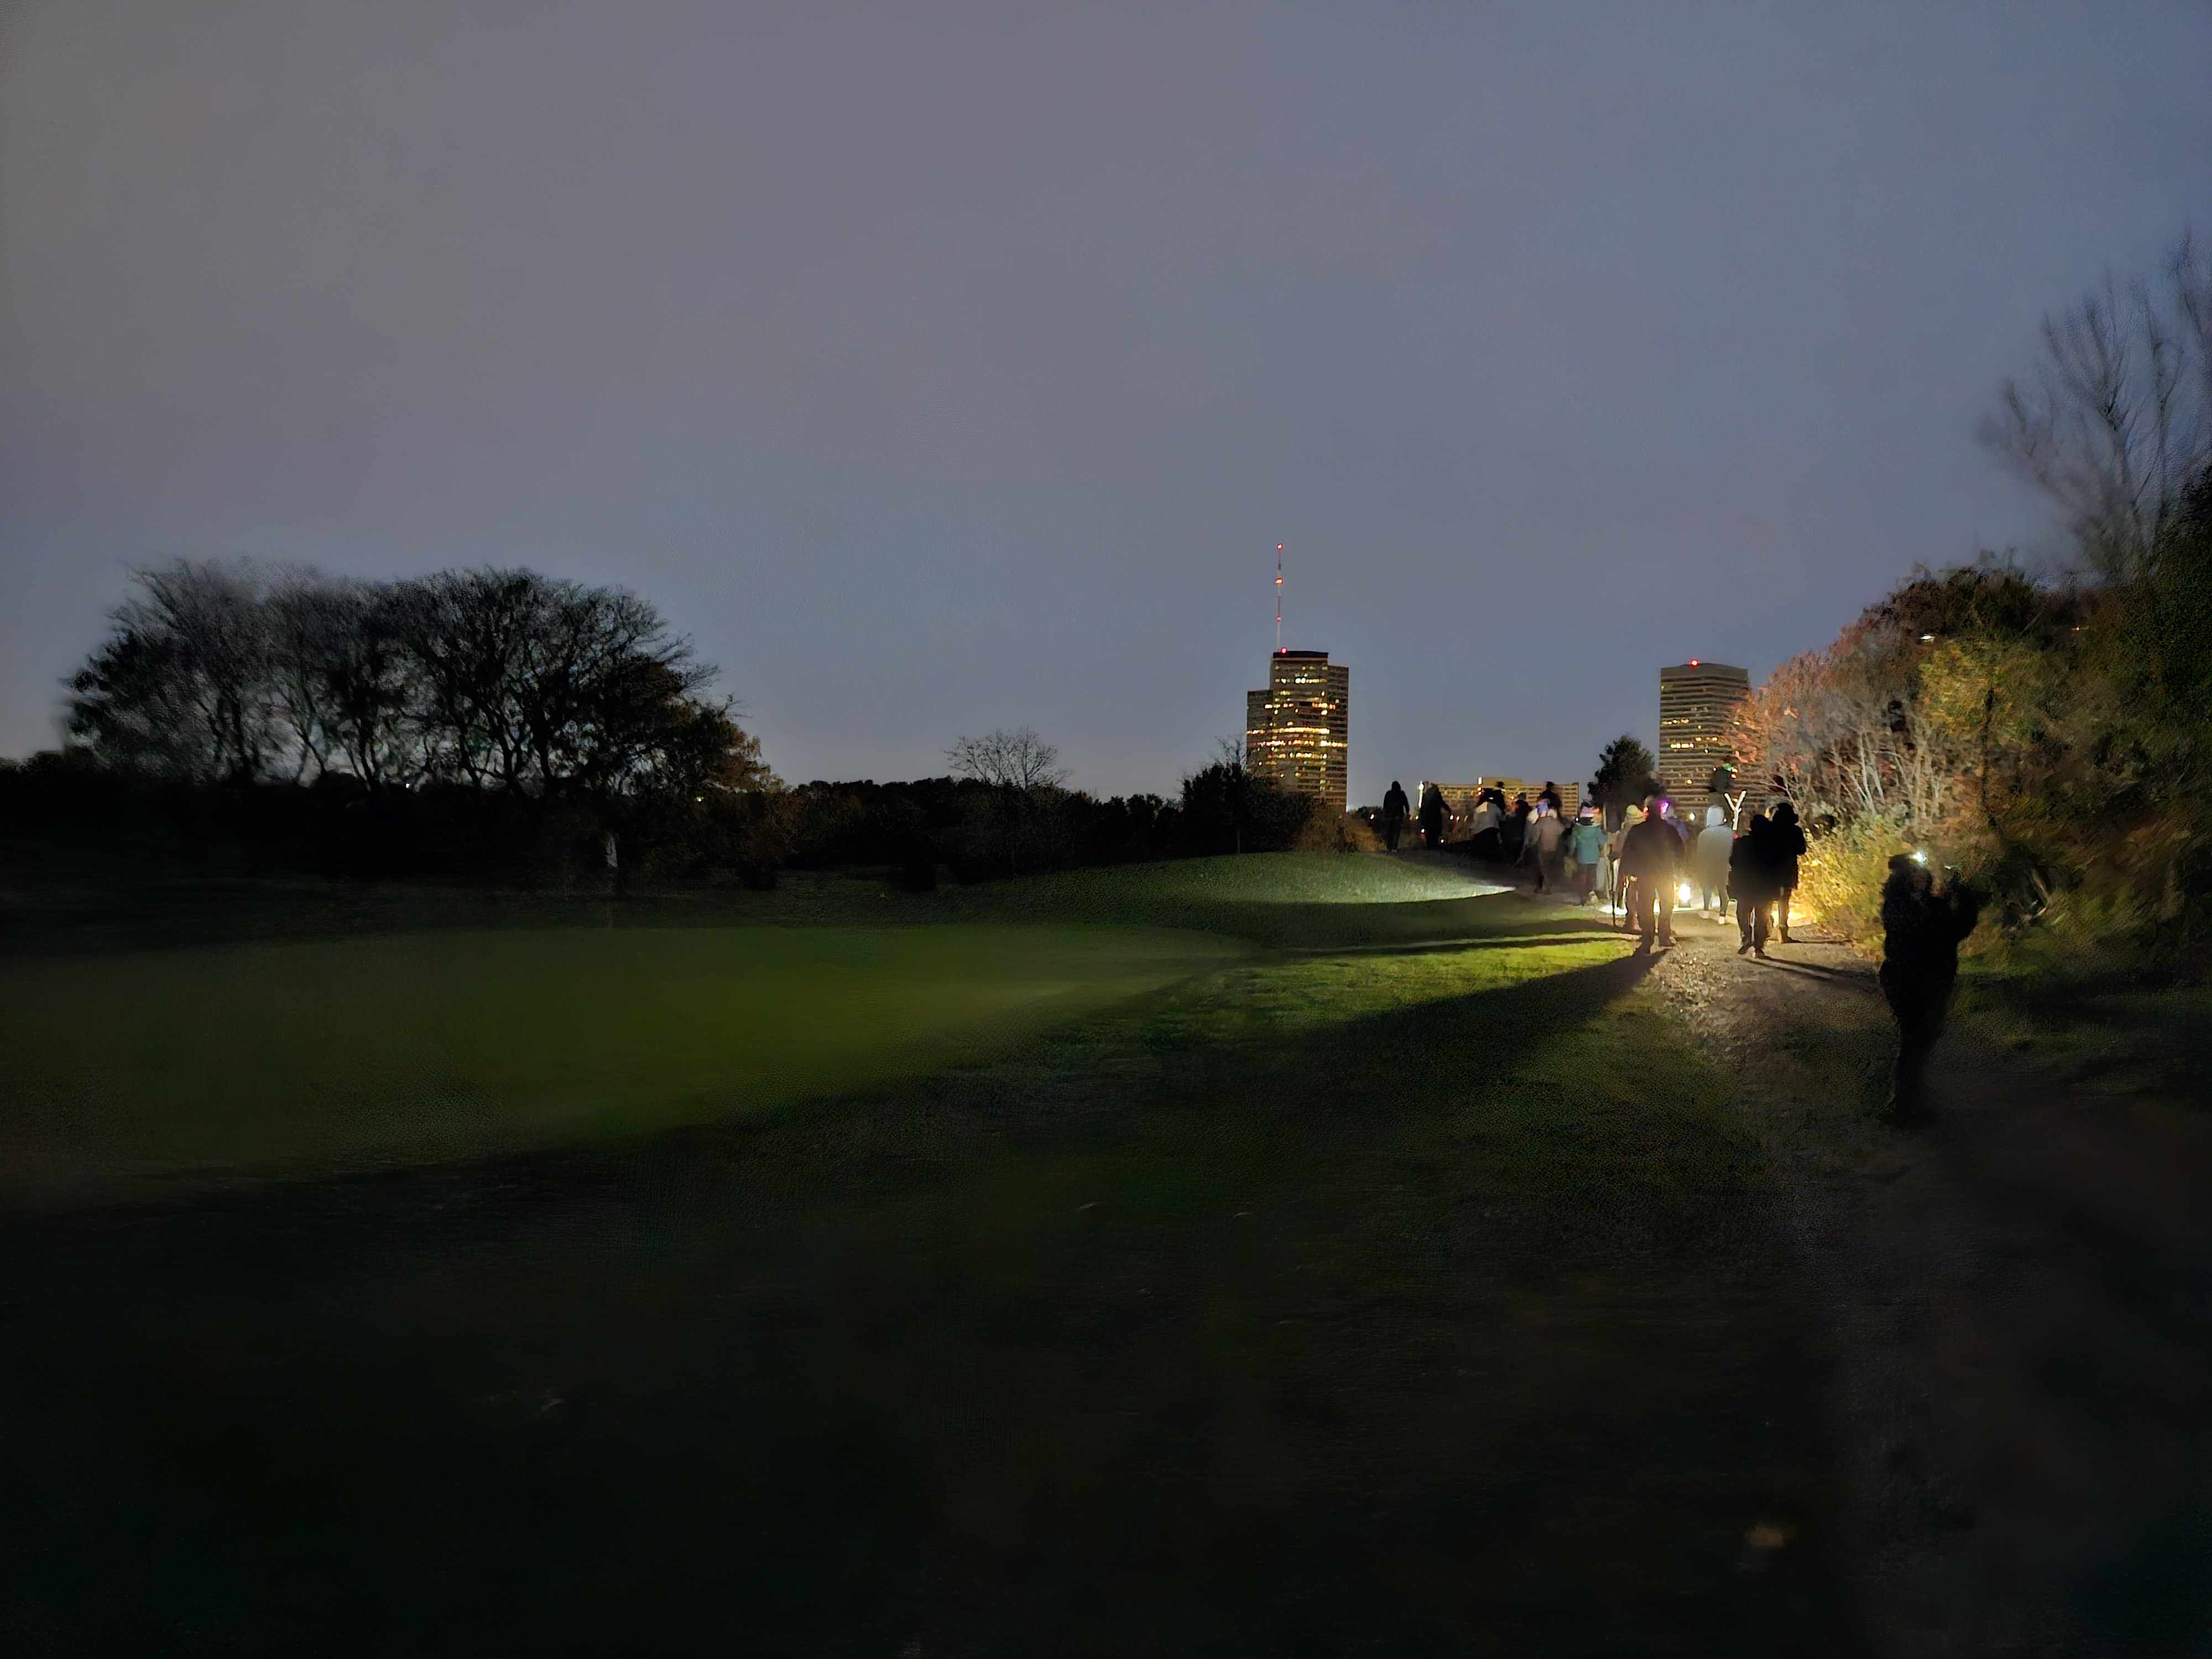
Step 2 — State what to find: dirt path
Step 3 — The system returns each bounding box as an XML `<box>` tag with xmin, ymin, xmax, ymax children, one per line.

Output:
<box><xmin>1642</xmin><ymin>911</ymin><xmax>2212</xmax><ymax>1655</ymax></box>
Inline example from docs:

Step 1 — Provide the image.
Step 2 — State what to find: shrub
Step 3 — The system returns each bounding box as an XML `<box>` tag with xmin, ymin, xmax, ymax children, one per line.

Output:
<box><xmin>1296</xmin><ymin>811</ymin><xmax>1382</xmax><ymax>854</ymax></box>
<box><xmin>1794</xmin><ymin>817</ymin><xmax>1904</xmax><ymax>954</ymax></box>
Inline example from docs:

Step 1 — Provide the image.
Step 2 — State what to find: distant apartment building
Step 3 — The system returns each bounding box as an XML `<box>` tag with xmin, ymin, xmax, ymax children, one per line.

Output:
<box><xmin>1246</xmin><ymin>649</ymin><xmax>1349</xmax><ymax>812</ymax></box>
<box><xmin>1658</xmin><ymin>661</ymin><xmax>1750</xmax><ymax>806</ymax></box>
<box><xmin>1427</xmin><ymin>778</ymin><xmax>1580</xmax><ymax>829</ymax></box>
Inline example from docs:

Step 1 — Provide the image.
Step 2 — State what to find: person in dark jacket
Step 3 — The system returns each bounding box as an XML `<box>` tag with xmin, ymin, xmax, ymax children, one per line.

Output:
<box><xmin>1879</xmin><ymin>853</ymin><xmax>1984</xmax><ymax>1122</ymax></box>
<box><xmin>1418</xmin><ymin>783</ymin><xmax>1448</xmax><ymax>849</ymax></box>
<box><xmin>1618</xmin><ymin>797</ymin><xmax>1684</xmax><ymax>952</ymax></box>
<box><xmin>1768</xmin><ymin>801</ymin><xmax>1808</xmax><ymax>943</ymax></box>
<box><xmin>1504</xmin><ymin>793</ymin><xmax>1531</xmax><ymax>861</ymax></box>
<box><xmin>1729</xmin><ymin>811</ymin><xmax>1781</xmax><ymax>957</ymax></box>
<box><xmin>1381</xmin><ymin>780</ymin><xmax>1410</xmax><ymax>852</ymax></box>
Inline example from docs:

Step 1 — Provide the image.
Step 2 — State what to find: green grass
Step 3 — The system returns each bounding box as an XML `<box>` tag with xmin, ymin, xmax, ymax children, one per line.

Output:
<box><xmin>0</xmin><ymin>922</ymin><xmax>1245</xmax><ymax>1200</ymax></box>
<box><xmin>1</xmin><ymin>851</ymin><xmax>1517</xmax><ymax>954</ymax></box>
<box><xmin>0</xmin><ymin>855</ymin><xmax>1554</xmax><ymax>1203</ymax></box>
<box><xmin>0</xmin><ymin>856</ymin><xmax>1848</xmax><ymax>1650</ymax></box>
<box><xmin>1958</xmin><ymin>961</ymin><xmax>2212</xmax><ymax>1108</ymax></box>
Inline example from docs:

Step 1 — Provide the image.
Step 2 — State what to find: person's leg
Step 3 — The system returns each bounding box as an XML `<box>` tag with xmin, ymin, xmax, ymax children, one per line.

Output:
<box><xmin>1656</xmin><ymin>884</ymin><xmax>1676</xmax><ymax>946</ymax></box>
<box><xmin>1778</xmin><ymin>884</ymin><xmax>1794</xmax><ymax>942</ymax></box>
<box><xmin>1751</xmin><ymin>899</ymin><xmax>1771</xmax><ymax>955</ymax></box>
<box><xmin>1737</xmin><ymin>896</ymin><xmax>1755</xmax><ymax>952</ymax></box>
<box><xmin>1882</xmin><ymin>973</ymin><xmax>1954</xmax><ymax>1119</ymax></box>
<box><xmin>1881</xmin><ymin>972</ymin><xmax>1917</xmax><ymax>1113</ymax></box>
<box><xmin>1891</xmin><ymin>1005</ymin><xmax>1938</xmax><ymax>1117</ymax></box>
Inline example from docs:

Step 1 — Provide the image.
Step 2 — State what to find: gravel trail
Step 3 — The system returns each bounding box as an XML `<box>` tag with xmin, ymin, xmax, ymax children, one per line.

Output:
<box><xmin>1642</xmin><ymin>912</ymin><xmax>2212</xmax><ymax>1656</ymax></box>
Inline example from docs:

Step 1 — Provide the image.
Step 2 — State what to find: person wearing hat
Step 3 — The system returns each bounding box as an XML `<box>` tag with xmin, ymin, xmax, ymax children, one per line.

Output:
<box><xmin>1878</xmin><ymin>852</ymin><xmax>1984</xmax><ymax>1122</ymax></box>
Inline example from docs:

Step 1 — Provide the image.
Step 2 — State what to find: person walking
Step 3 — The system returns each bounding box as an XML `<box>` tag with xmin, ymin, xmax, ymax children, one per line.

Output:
<box><xmin>1467</xmin><ymin>791</ymin><xmax>1503</xmax><ymax>862</ymax></box>
<box><xmin>1879</xmin><ymin>854</ymin><xmax>1984</xmax><ymax>1121</ymax></box>
<box><xmin>1505</xmin><ymin>793</ymin><xmax>1531</xmax><ymax>862</ymax></box>
<box><xmin>1768</xmin><ymin>801</ymin><xmax>1808</xmax><ymax>942</ymax></box>
<box><xmin>1618</xmin><ymin>796</ymin><xmax>1683</xmax><ymax>953</ymax></box>
<box><xmin>1607</xmin><ymin>803</ymin><xmax>1644</xmax><ymax>928</ymax></box>
<box><xmin>1381</xmin><ymin>780</ymin><xmax>1410</xmax><ymax>852</ymax></box>
<box><xmin>1526</xmin><ymin>802</ymin><xmax>1567</xmax><ymax>894</ymax></box>
<box><xmin>1418</xmin><ymin>783</ymin><xmax>1448</xmax><ymax>849</ymax></box>
<box><xmin>1692</xmin><ymin>805</ymin><xmax>1733</xmax><ymax>915</ymax></box>
<box><xmin>1729</xmin><ymin>811</ymin><xmax>1781</xmax><ymax>957</ymax></box>
<box><xmin>1568</xmin><ymin>808</ymin><xmax>1606</xmax><ymax>905</ymax></box>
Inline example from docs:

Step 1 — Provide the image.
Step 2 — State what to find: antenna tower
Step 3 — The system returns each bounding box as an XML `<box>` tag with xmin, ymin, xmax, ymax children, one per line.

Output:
<box><xmin>1274</xmin><ymin>543</ymin><xmax>1285</xmax><ymax>653</ymax></box>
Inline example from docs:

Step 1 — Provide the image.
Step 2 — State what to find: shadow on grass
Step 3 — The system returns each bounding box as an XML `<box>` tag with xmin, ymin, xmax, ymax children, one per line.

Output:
<box><xmin>0</xmin><ymin>928</ymin><xmax>1849</xmax><ymax>1656</ymax></box>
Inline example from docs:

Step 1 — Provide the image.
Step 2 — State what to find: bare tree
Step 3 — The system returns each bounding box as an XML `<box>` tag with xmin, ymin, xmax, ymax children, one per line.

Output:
<box><xmin>945</xmin><ymin>726</ymin><xmax>1067</xmax><ymax>792</ymax></box>
<box><xmin>945</xmin><ymin>726</ymin><xmax>1066</xmax><ymax>878</ymax></box>
<box><xmin>1986</xmin><ymin>233</ymin><xmax>2212</xmax><ymax>580</ymax></box>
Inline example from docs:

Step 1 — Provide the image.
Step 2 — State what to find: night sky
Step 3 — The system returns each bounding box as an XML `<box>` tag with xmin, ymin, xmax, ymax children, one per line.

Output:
<box><xmin>3</xmin><ymin>4</ymin><xmax>2209</xmax><ymax>803</ymax></box>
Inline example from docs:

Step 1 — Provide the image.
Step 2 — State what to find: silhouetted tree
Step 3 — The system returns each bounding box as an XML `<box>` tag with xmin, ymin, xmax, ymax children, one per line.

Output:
<box><xmin>69</xmin><ymin>561</ymin><xmax>735</xmax><ymax>807</ymax></box>
<box><xmin>945</xmin><ymin>726</ymin><xmax>1067</xmax><ymax>791</ymax></box>
<box><xmin>945</xmin><ymin>726</ymin><xmax>1067</xmax><ymax>876</ymax></box>
<box><xmin>70</xmin><ymin>561</ymin><xmax>279</xmax><ymax>781</ymax></box>
<box><xmin>1178</xmin><ymin>748</ymin><xmax>1313</xmax><ymax>855</ymax></box>
<box><xmin>1590</xmin><ymin>734</ymin><xmax>1660</xmax><ymax>825</ymax></box>
<box><xmin>1986</xmin><ymin>232</ymin><xmax>2210</xmax><ymax>583</ymax></box>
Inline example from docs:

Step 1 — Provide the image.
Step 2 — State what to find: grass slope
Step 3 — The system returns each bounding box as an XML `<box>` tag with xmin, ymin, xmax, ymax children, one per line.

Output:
<box><xmin>0</xmin><ymin>858</ymin><xmax>1849</xmax><ymax>1651</ymax></box>
<box><xmin>0</xmin><ymin>923</ymin><xmax>1244</xmax><ymax>1201</ymax></box>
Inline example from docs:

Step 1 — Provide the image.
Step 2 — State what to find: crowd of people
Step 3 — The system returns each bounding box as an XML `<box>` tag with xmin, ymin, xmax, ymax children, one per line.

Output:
<box><xmin>1375</xmin><ymin>776</ymin><xmax>1985</xmax><ymax>1121</ymax></box>
<box><xmin>1599</xmin><ymin>798</ymin><xmax>1808</xmax><ymax>954</ymax></box>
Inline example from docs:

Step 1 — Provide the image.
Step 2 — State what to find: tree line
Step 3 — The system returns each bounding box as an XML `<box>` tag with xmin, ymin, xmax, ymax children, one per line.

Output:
<box><xmin>14</xmin><ymin>566</ymin><xmax>1347</xmax><ymax>886</ymax></box>
<box><xmin>66</xmin><ymin>561</ymin><xmax>763</xmax><ymax>802</ymax></box>
<box><xmin>1729</xmin><ymin>232</ymin><xmax>2212</xmax><ymax>968</ymax></box>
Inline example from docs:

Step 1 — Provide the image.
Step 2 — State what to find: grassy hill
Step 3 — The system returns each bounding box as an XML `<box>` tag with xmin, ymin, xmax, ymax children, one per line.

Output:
<box><xmin>0</xmin><ymin>854</ymin><xmax>1849</xmax><ymax>1650</ymax></box>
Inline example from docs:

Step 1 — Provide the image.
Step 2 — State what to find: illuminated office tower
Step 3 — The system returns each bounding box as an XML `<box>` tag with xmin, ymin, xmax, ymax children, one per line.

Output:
<box><xmin>1245</xmin><ymin>649</ymin><xmax>1349</xmax><ymax>812</ymax></box>
<box><xmin>1658</xmin><ymin>660</ymin><xmax>1750</xmax><ymax>804</ymax></box>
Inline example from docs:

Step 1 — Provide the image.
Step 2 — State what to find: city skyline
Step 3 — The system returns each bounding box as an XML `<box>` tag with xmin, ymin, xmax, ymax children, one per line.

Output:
<box><xmin>3</xmin><ymin>7</ymin><xmax>2208</xmax><ymax>804</ymax></box>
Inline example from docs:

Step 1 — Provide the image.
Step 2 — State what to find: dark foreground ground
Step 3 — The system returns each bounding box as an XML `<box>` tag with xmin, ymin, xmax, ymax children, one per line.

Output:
<box><xmin>0</xmin><ymin>865</ymin><xmax>1854</xmax><ymax>1655</ymax></box>
<box><xmin>1658</xmin><ymin>917</ymin><xmax>2212</xmax><ymax>1657</ymax></box>
<box><xmin>9</xmin><ymin>860</ymin><xmax>2205</xmax><ymax>1654</ymax></box>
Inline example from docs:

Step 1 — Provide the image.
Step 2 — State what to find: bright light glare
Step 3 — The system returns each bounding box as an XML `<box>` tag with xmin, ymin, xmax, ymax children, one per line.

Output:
<box><xmin>1912</xmin><ymin>849</ymin><xmax>1929</xmax><ymax>865</ymax></box>
<box><xmin>1677</xmin><ymin>880</ymin><xmax>1698</xmax><ymax>906</ymax></box>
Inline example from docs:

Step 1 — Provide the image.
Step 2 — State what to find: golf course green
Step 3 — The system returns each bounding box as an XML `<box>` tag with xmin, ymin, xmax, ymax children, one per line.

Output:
<box><xmin>0</xmin><ymin>853</ymin><xmax>1848</xmax><ymax>1651</ymax></box>
<box><xmin>0</xmin><ymin>922</ymin><xmax>1247</xmax><ymax>1199</ymax></box>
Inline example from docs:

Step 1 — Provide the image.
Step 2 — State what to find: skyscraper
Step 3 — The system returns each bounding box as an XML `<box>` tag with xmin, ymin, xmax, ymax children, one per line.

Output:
<box><xmin>1246</xmin><ymin>649</ymin><xmax>1349</xmax><ymax>812</ymax></box>
<box><xmin>1658</xmin><ymin>660</ymin><xmax>1750</xmax><ymax>806</ymax></box>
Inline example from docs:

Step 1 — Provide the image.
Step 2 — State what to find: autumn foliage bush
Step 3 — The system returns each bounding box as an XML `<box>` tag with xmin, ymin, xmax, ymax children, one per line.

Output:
<box><xmin>1735</xmin><ymin>487</ymin><xmax>2212</xmax><ymax>971</ymax></box>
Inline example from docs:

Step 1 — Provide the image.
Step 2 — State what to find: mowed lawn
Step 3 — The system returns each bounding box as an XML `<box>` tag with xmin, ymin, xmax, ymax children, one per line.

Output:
<box><xmin>0</xmin><ymin>857</ymin><xmax>1850</xmax><ymax>1653</ymax></box>
<box><xmin>0</xmin><ymin>923</ymin><xmax>1247</xmax><ymax>1201</ymax></box>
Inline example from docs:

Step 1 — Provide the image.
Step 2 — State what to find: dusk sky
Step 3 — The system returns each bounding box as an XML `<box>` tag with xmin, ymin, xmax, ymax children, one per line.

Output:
<box><xmin>3</xmin><ymin>3</ymin><xmax>2209</xmax><ymax>802</ymax></box>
